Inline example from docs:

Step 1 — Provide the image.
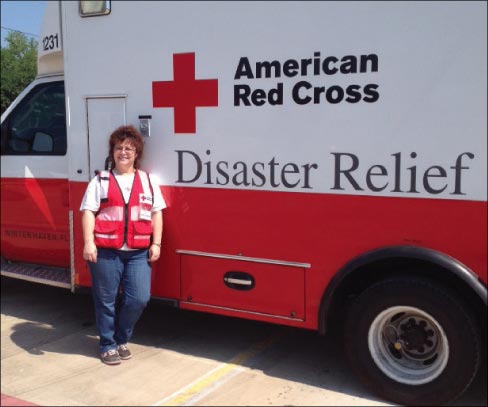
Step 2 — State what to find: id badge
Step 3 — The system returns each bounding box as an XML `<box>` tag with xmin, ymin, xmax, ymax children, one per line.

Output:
<box><xmin>140</xmin><ymin>209</ymin><xmax>152</xmax><ymax>221</ymax></box>
<box><xmin>139</xmin><ymin>193</ymin><xmax>153</xmax><ymax>221</ymax></box>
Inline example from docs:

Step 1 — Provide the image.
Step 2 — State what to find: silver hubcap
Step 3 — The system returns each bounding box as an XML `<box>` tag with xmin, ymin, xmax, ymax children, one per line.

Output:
<box><xmin>368</xmin><ymin>306</ymin><xmax>449</xmax><ymax>385</ymax></box>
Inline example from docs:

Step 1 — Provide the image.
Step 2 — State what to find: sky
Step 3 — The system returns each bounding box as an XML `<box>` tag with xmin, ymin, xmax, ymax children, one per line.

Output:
<box><xmin>1</xmin><ymin>0</ymin><xmax>46</xmax><ymax>47</ymax></box>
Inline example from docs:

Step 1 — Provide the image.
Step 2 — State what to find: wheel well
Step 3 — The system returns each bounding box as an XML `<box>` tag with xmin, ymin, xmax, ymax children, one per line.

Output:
<box><xmin>321</xmin><ymin>256</ymin><xmax>487</xmax><ymax>342</ymax></box>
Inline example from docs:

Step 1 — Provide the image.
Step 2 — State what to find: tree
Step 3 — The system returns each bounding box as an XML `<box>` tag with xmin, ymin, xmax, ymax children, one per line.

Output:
<box><xmin>1</xmin><ymin>31</ymin><xmax>37</xmax><ymax>115</ymax></box>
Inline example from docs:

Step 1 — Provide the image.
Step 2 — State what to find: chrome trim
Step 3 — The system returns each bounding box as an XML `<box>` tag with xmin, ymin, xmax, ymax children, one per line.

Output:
<box><xmin>69</xmin><ymin>210</ymin><xmax>75</xmax><ymax>292</ymax></box>
<box><xmin>82</xmin><ymin>94</ymin><xmax>128</xmax><ymax>99</ymax></box>
<box><xmin>181</xmin><ymin>301</ymin><xmax>304</xmax><ymax>322</ymax></box>
<box><xmin>224</xmin><ymin>277</ymin><xmax>252</xmax><ymax>286</ymax></box>
<box><xmin>176</xmin><ymin>250</ymin><xmax>311</xmax><ymax>268</ymax></box>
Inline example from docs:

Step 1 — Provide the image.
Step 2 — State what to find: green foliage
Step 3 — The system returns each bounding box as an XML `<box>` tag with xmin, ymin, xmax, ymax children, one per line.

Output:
<box><xmin>1</xmin><ymin>31</ymin><xmax>38</xmax><ymax>115</ymax></box>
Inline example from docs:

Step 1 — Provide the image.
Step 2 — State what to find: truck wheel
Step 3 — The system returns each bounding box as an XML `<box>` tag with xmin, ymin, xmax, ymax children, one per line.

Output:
<box><xmin>344</xmin><ymin>276</ymin><xmax>480</xmax><ymax>406</ymax></box>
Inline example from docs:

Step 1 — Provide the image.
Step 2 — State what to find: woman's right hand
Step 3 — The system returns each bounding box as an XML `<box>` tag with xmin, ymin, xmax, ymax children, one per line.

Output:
<box><xmin>83</xmin><ymin>241</ymin><xmax>98</xmax><ymax>263</ymax></box>
<box><xmin>81</xmin><ymin>210</ymin><xmax>97</xmax><ymax>263</ymax></box>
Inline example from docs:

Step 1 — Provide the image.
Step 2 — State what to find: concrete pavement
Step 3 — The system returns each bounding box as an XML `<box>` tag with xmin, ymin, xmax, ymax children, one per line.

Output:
<box><xmin>1</xmin><ymin>276</ymin><xmax>486</xmax><ymax>406</ymax></box>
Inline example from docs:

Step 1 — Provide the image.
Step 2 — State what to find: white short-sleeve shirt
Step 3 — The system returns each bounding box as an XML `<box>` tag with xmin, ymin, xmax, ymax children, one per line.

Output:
<box><xmin>80</xmin><ymin>171</ymin><xmax>166</xmax><ymax>212</ymax></box>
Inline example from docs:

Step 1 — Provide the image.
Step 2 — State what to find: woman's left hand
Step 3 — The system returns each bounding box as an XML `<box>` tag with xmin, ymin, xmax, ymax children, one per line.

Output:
<box><xmin>148</xmin><ymin>244</ymin><xmax>161</xmax><ymax>262</ymax></box>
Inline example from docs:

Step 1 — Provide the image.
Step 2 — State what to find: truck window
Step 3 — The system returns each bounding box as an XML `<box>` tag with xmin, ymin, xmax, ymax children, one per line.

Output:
<box><xmin>1</xmin><ymin>81</ymin><xmax>67</xmax><ymax>156</ymax></box>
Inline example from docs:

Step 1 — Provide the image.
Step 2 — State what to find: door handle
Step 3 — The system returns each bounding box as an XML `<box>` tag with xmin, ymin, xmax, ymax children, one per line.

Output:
<box><xmin>223</xmin><ymin>271</ymin><xmax>255</xmax><ymax>291</ymax></box>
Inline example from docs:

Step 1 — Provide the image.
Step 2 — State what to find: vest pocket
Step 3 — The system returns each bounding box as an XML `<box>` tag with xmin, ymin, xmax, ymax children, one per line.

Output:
<box><xmin>94</xmin><ymin>221</ymin><xmax>123</xmax><ymax>245</ymax></box>
<box><xmin>130</xmin><ymin>221</ymin><xmax>152</xmax><ymax>247</ymax></box>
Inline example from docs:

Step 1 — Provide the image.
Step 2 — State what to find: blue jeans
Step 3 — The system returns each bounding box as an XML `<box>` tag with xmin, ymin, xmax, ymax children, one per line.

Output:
<box><xmin>88</xmin><ymin>248</ymin><xmax>151</xmax><ymax>353</ymax></box>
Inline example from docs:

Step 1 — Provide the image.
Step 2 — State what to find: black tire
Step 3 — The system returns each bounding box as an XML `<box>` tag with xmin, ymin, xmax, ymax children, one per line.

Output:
<box><xmin>344</xmin><ymin>276</ymin><xmax>481</xmax><ymax>406</ymax></box>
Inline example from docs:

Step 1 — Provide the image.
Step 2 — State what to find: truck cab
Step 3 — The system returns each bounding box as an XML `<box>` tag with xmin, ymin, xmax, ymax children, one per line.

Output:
<box><xmin>1</xmin><ymin>2</ymin><xmax>69</xmax><ymax>285</ymax></box>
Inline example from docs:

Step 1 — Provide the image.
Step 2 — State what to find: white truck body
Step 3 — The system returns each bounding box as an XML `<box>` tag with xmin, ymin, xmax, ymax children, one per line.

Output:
<box><xmin>1</xmin><ymin>2</ymin><xmax>486</xmax><ymax>405</ymax></box>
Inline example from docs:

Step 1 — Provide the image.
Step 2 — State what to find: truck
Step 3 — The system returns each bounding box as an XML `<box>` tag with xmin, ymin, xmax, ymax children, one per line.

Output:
<box><xmin>1</xmin><ymin>1</ymin><xmax>486</xmax><ymax>405</ymax></box>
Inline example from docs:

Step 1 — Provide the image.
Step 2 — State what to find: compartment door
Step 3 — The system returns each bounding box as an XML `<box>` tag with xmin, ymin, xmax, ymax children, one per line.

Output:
<box><xmin>180</xmin><ymin>252</ymin><xmax>307</xmax><ymax>320</ymax></box>
<box><xmin>86</xmin><ymin>97</ymin><xmax>126</xmax><ymax>177</ymax></box>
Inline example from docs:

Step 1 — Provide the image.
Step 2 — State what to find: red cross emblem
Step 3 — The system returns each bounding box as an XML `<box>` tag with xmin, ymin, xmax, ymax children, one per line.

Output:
<box><xmin>152</xmin><ymin>53</ymin><xmax>219</xmax><ymax>134</ymax></box>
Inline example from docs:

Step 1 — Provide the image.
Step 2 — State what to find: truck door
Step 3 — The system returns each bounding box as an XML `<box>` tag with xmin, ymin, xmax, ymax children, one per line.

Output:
<box><xmin>1</xmin><ymin>79</ymin><xmax>70</xmax><ymax>268</ymax></box>
<box><xmin>86</xmin><ymin>97</ymin><xmax>126</xmax><ymax>176</ymax></box>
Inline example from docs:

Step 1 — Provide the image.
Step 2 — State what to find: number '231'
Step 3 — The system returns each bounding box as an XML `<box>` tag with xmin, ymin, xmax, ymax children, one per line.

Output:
<box><xmin>43</xmin><ymin>34</ymin><xmax>59</xmax><ymax>51</ymax></box>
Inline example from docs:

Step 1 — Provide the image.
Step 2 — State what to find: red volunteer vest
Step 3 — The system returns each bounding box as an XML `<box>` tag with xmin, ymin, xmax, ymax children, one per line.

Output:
<box><xmin>94</xmin><ymin>170</ymin><xmax>154</xmax><ymax>249</ymax></box>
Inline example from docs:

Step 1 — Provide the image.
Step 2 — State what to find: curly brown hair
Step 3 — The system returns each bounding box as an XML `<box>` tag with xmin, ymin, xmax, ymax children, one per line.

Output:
<box><xmin>108</xmin><ymin>125</ymin><xmax>145</xmax><ymax>169</ymax></box>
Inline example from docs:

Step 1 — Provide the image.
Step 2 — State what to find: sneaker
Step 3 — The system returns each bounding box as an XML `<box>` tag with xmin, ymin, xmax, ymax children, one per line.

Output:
<box><xmin>117</xmin><ymin>344</ymin><xmax>132</xmax><ymax>360</ymax></box>
<box><xmin>100</xmin><ymin>349</ymin><xmax>121</xmax><ymax>365</ymax></box>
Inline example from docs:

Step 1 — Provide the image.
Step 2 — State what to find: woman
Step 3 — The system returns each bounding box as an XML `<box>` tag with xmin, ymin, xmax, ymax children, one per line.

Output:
<box><xmin>80</xmin><ymin>125</ymin><xmax>165</xmax><ymax>365</ymax></box>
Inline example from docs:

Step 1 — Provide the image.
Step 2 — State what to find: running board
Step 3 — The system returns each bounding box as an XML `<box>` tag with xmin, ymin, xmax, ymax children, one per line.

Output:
<box><xmin>1</xmin><ymin>258</ymin><xmax>71</xmax><ymax>289</ymax></box>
